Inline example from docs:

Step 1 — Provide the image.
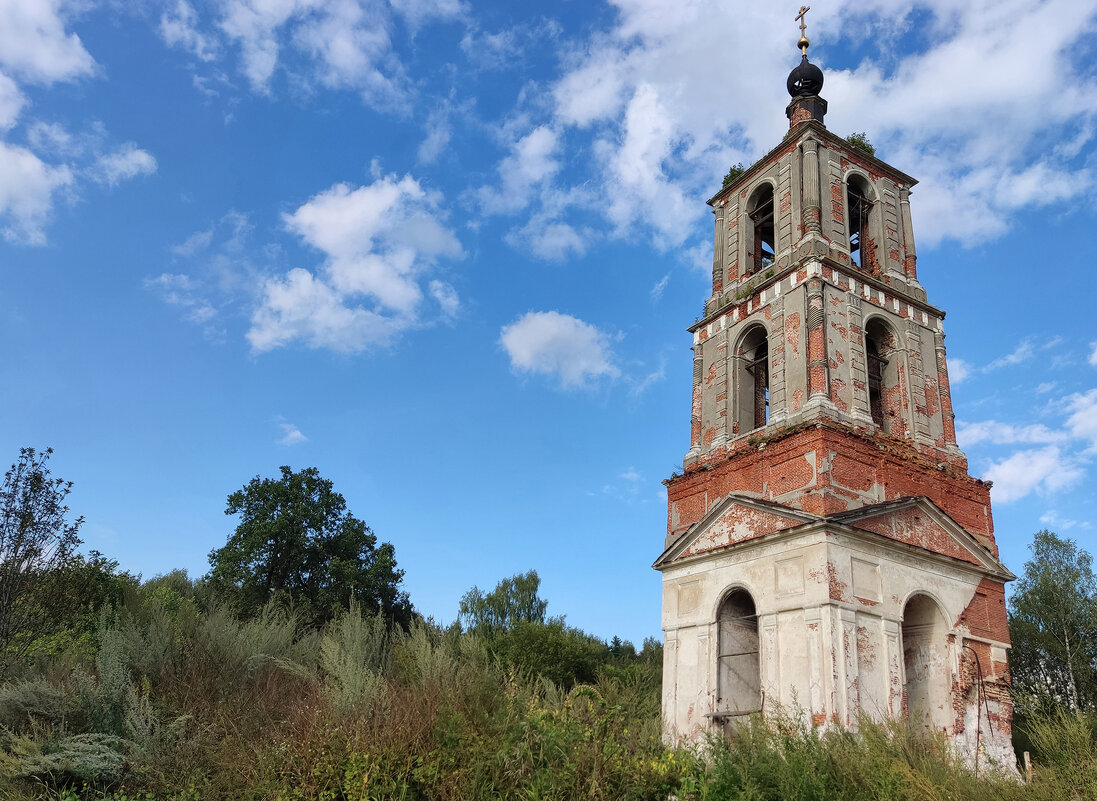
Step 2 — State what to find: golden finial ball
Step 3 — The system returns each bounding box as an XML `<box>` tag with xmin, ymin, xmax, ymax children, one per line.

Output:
<box><xmin>798</xmin><ymin>36</ymin><xmax>810</xmax><ymax>52</ymax></box>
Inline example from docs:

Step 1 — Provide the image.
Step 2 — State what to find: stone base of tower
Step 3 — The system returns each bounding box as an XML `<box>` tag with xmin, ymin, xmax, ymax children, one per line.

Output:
<box><xmin>654</xmin><ymin>493</ymin><xmax>1016</xmax><ymax>773</ymax></box>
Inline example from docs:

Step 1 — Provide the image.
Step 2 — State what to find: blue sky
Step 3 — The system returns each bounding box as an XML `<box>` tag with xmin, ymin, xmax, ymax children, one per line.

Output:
<box><xmin>2</xmin><ymin>0</ymin><xmax>1096</xmax><ymax>644</ymax></box>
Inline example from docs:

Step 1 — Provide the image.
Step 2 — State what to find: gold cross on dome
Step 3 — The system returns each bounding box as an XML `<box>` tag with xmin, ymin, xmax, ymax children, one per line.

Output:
<box><xmin>796</xmin><ymin>6</ymin><xmax>811</xmax><ymax>53</ymax></box>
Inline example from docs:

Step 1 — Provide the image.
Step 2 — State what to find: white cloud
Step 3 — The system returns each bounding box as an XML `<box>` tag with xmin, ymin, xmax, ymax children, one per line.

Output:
<box><xmin>477</xmin><ymin>125</ymin><xmax>561</xmax><ymax>215</ymax></box>
<box><xmin>1040</xmin><ymin>510</ymin><xmax>1086</xmax><ymax>531</ymax></box>
<box><xmin>0</xmin><ymin>72</ymin><xmax>24</xmax><ymax>130</ymax></box>
<box><xmin>249</xmin><ymin>267</ymin><xmax>406</xmax><ymax>353</ymax></box>
<box><xmin>956</xmin><ymin>420</ymin><xmax>1067</xmax><ymax>448</ymax></box>
<box><xmin>418</xmin><ymin>106</ymin><xmax>451</xmax><ymax>164</ymax></box>
<box><xmin>0</xmin><ymin>141</ymin><xmax>72</xmax><ymax>244</ymax></box>
<box><xmin>145</xmin><ymin>273</ymin><xmax>218</xmax><ymax>325</ymax></box>
<box><xmin>278</xmin><ymin>421</ymin><xmax>307</xmax><ymax>445</ymax></box>
<box><xmin>650</xmin><ymin>273</ymin><xmax>670</xmax><ymax>301</ymax></box>
<box><xmin>488</xmin><ymin>1</ymin><xmax>1097</xmax><ymax>260</ymax></box>
<box><xmin>172</xmin><ymin>228</ymin><xmax>214</xmax><ymax>257</ymax></box>
<box><xmin>0</xmin><ymin>0</ymin><xmax>95</xmax><ymax>85</ymax></box>
<box><xmin>250</xmin><ymin>173</ymin><xmax>463</xmax><ymax>352</ymax></box>
<box><xmin>1036</xmin><ymin>381</ymin><xmax>1056</xmax><ymax>394</ymax></box>
<box><xmin>429</xmin><ymin>279</ymin><xmax>459</xmax><ymax>317</ymax></box>
<box><xmin>217</xmin><ymin>0</ymin><xmax>414</xmax><ymax>109</ymax></box>
<box><xmin>389</xmin><ymin>0</ymin><xmax>465</xmax><ymax>31</ymax></box>
<box><xmin>984</xmin><ymin>338</ymin><xmax>1036</xmax><ymax>371</ymax></box>
<box><xmin>160</xmin><ymin>0</ymin><xmax>219</xmax><ymax>62</ymax></box>
<box><xmin>91</xmin><ymin>143</ymin><xmax>157</xmax><ymax>187</ymax></box>
<box><xmin>1064</xmin><ymin>388</ymin><xmax>1097</xmax><ymax>453</ymax></box>
<box><xmin>499</xmin><ymin>310</ymin><xmax>619</xmax><ymax>389</ymax></box>
<box><xmin>983</xmin><ymin>445</ymin><xmax>1083</xmax><ymax>504</ymax></box>
<box><xmin>26</xmin><ymin>121</ymin><xmax>76</xmax><ymax>156</ymax></box>
<box><xmin>947</xmin><ymin>357</ymin><xmax>971</xmax><ymax>384</ymax></box>
<box><xmin>1089</xmin><ymin>342</ymin><xmax>1097</xmax><ymax>367</ymax></box>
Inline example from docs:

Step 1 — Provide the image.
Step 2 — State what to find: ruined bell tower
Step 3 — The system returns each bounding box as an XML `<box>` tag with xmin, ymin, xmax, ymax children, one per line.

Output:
<box><xmin>655</xmin><ymin>14</ymin><xmax>1015</xmax><ymax>768</ymax></box>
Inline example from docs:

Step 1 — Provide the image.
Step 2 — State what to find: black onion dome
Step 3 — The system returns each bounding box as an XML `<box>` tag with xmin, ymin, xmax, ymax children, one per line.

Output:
<box><xmin>787</xmin><ymin>55</ymin><xmax>824</xmax><ymax>97</ymax></box>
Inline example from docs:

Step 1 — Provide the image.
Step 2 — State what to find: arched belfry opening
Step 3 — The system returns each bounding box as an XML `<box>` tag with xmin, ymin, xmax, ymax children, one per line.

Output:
<box><xmin>735</xmin><ymin>326</ymin><xmax>769</xmax><ymax>433</ymax></box>
<box><xmin>847</xmin><ymin>174</ymin><xmax>875</xmax><ymax>272</ymax></box>
<box><xmin>865</xmin><ymin>318</ymin><xmax>902</xmax><ymax>434</ymax></box>
<box><xmin>745</xmin><ymin>183</ymin><xmax>775</xmax><ymax>276</ymax></box>
<box><xmin>902</xmin><ymin>595</ymin><xmax>952</xmax><ymax>732</ymax></box>
<box><xmin>717</xmin><ymin>589</ymin><xmax>761</xmax><ymax>716</ymax></box>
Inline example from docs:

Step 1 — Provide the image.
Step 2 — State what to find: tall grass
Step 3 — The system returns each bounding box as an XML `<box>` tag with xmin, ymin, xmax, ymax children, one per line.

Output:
<box><xmin>0</xmin><ymin>597</ymin><xmax>1093</xmax><ymax>800</ymax></box>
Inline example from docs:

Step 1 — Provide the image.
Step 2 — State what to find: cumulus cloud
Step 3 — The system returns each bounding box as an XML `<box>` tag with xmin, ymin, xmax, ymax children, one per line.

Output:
<box><xmin>947</xmin><ymin>357</ymin><xmax>971</xmax><ymax>384</ymax></box>
<box><xmin>984</xmin><ymin>338</ymin><xmax>1037</xmax><ymax>371</ymax></box>
<box><xmin>477</xmin><ymin>125</ymin><xmax>561</xmax><ymax>215</ymax></box>
<box><xmin>499</xmin><ymin>310</ymin><xmax>619</xmax><ymax>388</ymax></box>
<box><xmin>212</xmin><ymin>0</ymin><xmax>461</xmax><ymax>108</ymax></box>
<box><xmin>0</xmin><ymin>73</ymin><xmax>24</xmax><ymax>131</ymax></box>
<box><xmin>160</xmin><ymin>0</ymin><xmax>219</xmax><ymax>62</ymax></box>
<box><xmin>984</xmin><ymin>445</ymin><xmax>1084</xmax><ymax>504</ymax></box>
<box><xmin>0</xmin><ymin>3</ymin><xmax>155</xmax><ymax>244</ymax></box>
<box><xmin>486</xmin><ymin>0</ymin><xmax>1097</xmax><ymax>260</ymax></box>
<box><xmin>91</xmin><ymin>143</ymin><xmax>157</xmax><ymax>186</ymax></box>
<box><xmin>956</xmin><ymin>420</ymin><xmax>1067</xmax><ymax>449</ymax></box>
<box><xmin>0</xmin><ymin>141</ymin><xmax>72</xmax><ymax>244</ymax></box>
<box><xmin>1065</xmin><ymin>388</ymin><xmax>1097</xmax><ymax>453</ymax></box>
<box><xmin>277</xmin><ymin>421</ymin><xmax>307</xmax><ymax>445</ymax></box>
<box><xmin>249</xmin><ymin>173</ymin><xmax>463</xmax><ymax>353</ymax></box>
<box><xmin>0</xmin><ymin>0</ymin><xmax>96</xmax><ymax>85</ymax></box>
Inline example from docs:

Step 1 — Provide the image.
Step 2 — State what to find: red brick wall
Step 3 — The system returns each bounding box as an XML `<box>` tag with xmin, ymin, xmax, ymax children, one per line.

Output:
<box><xmin>667</xmin><ymin>422</ymin><xmax>996</xmax><ymax>556</ymax></box>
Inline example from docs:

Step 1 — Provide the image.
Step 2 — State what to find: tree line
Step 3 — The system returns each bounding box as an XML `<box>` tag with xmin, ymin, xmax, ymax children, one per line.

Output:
<box><xmin>0</xmin><ymin>446</ymin><xmax>1094</xmax><ymax>799</ymax></box>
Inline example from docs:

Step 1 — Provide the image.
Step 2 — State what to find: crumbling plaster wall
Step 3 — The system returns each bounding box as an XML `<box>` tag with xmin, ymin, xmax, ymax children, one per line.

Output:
<box><xmin>660</xmin><ymin>528</ymin><xmax>1012</xmax><ymax>769</ymax></box>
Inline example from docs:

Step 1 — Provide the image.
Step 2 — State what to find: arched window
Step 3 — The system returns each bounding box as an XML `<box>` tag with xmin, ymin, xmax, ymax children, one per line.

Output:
<box><xmin>901</xmin><ymin>594</ymin><xmax>951</xmax><ymax>731</ymax></box>
<box><xmin>735</xmin><ymin>326</ymin><xmax>769</xmax><ymax>433</ymax></box>
<box><xmin>864</xmin><ymin>318</ymin><xmax>901</xmax><ymax>435</ymax></box>
<box><xmin>846</xmin><ymin>175</ymin><xmax>874</xmax><ymax>272</ymax></box>
<box><xmin>745</xmin><ymin>183</ymin><xmax>775</xmax><ymax>276</ymax></box>
<box><xmin>717</xmin><ymin>589</ymin><xmax>761</xmax><ymax>715</ymax></box>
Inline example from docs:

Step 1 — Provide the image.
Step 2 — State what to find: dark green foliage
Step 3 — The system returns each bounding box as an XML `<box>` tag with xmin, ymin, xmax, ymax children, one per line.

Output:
<box><xmin>1009</xmin><ymin>530</ymin><xmax>1097</xmax><ymax>712</ymax></box>
<box><xmin>458</xmin><ymin>569</ymin><xmax>547</xmax><ymax>634</ymax></box>
<box><xmin>723</xmin><ymin>162</ymin><xmax>747</xmax><ymax>187</ymax></box>
<box><xmin>845</xmin><ymin>131</ymin><xmax>876</xmax><ymax>157</ymax></box>
<box><xmin>17</xmin><ymin>552</ymin><xmax>138</xmax><ymax>663</ymax></box>
<box><xmin>0</xmin><ymin>448</ymin><xmax>85</xmax><ymax>667</ymax></box>
<box><xmin>207</xmin><ymin>466</ymin><xmax>412</xmax><ymax>629</ymax></box>
<box><xmin>494</xmin><ymin>620</ymin><xmax>608</xmax><ymax>688</ymax></box>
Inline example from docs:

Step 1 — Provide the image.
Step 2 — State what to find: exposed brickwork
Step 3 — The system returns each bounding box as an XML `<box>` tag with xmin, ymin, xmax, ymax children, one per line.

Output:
<box><xmin>668</xmin><ymin>422</ymin><xmax>996</xmax><ymax>552</ymax></box>
<box><xmin>847</xmin><ymin>507</ymin><xmax>982</xmax><ymax>567</ymax></box>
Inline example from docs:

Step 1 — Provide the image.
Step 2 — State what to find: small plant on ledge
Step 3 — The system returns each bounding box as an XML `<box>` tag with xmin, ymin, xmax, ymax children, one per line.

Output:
<box><xmin>722</xmin><ymin>162</ymin><xmax>747</xmax><ymax>188</ymax></box>
<box><xmin>845</xmin><ymin>132</ymin><xmax>876</xmax><ymax>157</ymax></box>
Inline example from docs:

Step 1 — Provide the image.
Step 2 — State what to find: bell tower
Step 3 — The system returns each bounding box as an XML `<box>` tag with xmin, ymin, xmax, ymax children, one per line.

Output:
<box><xmin>657</xmin><ymin>13</ymin><xmax>1015</xmax><ymax>770</ymax></box>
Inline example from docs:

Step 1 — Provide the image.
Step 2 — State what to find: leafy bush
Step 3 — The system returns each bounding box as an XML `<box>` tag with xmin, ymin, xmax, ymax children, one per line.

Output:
<box><xmin>845</xmin><ymin>131</ymin><xmax>876</xmax><ymax>157</ymax></box>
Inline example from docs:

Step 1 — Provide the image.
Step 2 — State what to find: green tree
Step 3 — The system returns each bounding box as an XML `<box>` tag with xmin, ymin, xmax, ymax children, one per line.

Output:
<box><xmin>0</xmin><ymin>448</ymin><xmax>84</xmax><ymax>665</ymax></box>
<box><xmin>208</xmin><ymin>466</ymin><xmax>412</xmax><ymax>629</ymax></box>
<box><xmin>494</xmin><ymin>620</ymin><xmax>608</xmax><ymax>688</ymax></box>
<box><xmin>1009</xmin><ymin>530</ymin><xmax>1097</xmax><ymax>711</ymax></box>
<box><xmin>458</xmin><ymin>570</ymin><xmax>548</xmax><ymax>635</ymax></box>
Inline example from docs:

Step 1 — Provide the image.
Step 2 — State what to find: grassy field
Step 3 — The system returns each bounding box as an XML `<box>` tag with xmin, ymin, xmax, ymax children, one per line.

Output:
<box><xmin>0</xmin><ymin>588</ymin><xmax>1093</xmax><ymax>800</ymax></box>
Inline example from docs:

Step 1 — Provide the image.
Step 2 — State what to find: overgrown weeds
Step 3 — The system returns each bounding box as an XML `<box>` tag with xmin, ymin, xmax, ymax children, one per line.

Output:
<box><xmin>0</xmin><ymin>591</ymin><xmax>1093</xmax><ymax>800</ymax></box>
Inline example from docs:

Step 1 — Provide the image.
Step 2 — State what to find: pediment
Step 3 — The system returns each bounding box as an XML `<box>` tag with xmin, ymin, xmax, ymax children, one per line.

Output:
<box><xmin>827</xmin><ymin>497</ymin><xmax>1013</xmax><ymax>579</ymax></box>
<box><xmin>654</xmin><ymin>494</ymin><xmax>820</xmax><ymax>569</ymax></box>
